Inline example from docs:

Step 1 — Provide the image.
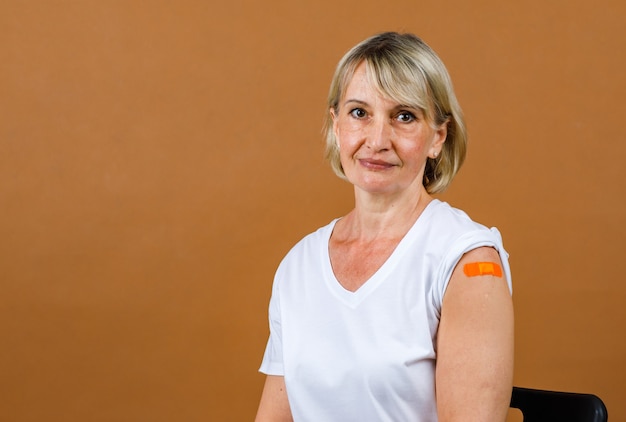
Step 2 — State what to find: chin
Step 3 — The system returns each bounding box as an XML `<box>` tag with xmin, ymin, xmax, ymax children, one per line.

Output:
<box><xmin>355</xmin><ymin>181</ymin><xmax>400</xmax><ymax>195</ymax></box>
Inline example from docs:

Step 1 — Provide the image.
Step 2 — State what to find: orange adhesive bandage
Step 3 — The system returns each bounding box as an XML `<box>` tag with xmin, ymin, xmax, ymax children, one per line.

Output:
<box><xmin>463</xmin><ymin>262</ymin><xmax>503</xmax><ymax>278</ymax></box>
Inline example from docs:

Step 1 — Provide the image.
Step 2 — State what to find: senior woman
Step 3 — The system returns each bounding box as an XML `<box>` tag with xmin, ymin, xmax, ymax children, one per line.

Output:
<box><xmin>255</xmin><ymin>32</ymin><xmax>514</xmax><ymax>421</ymax></box>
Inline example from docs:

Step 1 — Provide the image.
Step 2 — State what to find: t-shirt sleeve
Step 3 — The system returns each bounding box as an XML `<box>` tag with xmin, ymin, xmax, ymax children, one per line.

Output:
<box><xmin>431</xmin><ymin>227</ymin><xmax>513</xmax><ymax>316</ymax></box>
<box><xmin>259</xmin><ymin>271</ymin><xmax>285</xmax><ymax>376</ymax></box>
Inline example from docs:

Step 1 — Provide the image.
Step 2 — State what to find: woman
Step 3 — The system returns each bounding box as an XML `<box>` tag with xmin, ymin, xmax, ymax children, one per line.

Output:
<box><xmin>255</xmin><ymin>32</ymin><xmax>514</xmax><ymax>421</ymax></box>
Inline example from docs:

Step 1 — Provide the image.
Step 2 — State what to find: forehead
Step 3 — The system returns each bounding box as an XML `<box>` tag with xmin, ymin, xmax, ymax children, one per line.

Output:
<box><xmin>343</xmin><ymin>62</ymin><xmax>392</xmax><ymax>100</ymax></box>
<box><xmin>343</xmin><ymin>61</ymin><xmax>424</xmax><ymax>110</ymax></box>
<box><xmin>343</xmin><ymin>62</ymin><xmax>371</xmax><ymax>95</ymax></box>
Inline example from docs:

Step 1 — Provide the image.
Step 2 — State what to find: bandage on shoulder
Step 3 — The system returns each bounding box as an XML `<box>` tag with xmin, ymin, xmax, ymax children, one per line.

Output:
<box><xmin>463</xmin><ymin>262</ymin><xmax>503</xmax><ymax>278</ymax></box>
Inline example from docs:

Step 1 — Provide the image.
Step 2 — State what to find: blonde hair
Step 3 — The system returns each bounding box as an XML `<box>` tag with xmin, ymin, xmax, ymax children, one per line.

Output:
<box><xmin>324</xmin><ymin>32</ymin><xmax>467</xmax><ymax>194</ymax></box>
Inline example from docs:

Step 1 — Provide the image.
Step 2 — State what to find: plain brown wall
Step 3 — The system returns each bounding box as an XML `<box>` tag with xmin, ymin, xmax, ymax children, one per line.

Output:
<box><xmin>1</xmin><ymin>1</ymin><xmax>624</xmax><ymax>420</ymax></box>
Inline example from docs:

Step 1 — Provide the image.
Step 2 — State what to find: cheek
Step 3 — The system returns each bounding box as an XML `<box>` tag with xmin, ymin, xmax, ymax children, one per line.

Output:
<box><xmin>395</xmin><ymin>137</ymin><xmax>430</xmax><ymax>166</ymax></box>
<box><xmin>336</xmin><ymin>115</ymin><xmax>365</xmax><ymax>136</ymax></box>
<box><xmin>336</xmin><ymin>125</ymin><xmax>361</xmax><ymax>151</ymax></box>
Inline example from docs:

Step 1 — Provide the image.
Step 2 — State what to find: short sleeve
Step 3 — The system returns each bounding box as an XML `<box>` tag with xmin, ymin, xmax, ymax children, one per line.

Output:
<box><xmin>431</xmin><ymin>227</ymin><xmax>512</xmax><ymax>316</ymax></box>
<box><xmin>259</xmin><ymin>273</ymin><xmax>285</xmax><ymax>376</ymax></box>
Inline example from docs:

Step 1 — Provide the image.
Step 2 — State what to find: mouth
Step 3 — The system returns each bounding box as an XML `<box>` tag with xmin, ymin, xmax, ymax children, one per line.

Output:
<box><xmin>358</xmin><ymin>158</ymin><xmax>397</xmax><ymax>170</ymax></box>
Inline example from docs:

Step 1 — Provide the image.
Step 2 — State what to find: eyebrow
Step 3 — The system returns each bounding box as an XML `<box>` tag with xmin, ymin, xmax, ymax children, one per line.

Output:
<box><xmin>343</xmin><ymin>98</ymin><xmax>419</xmax><ymax>112</ymax></box>
<box><xmin>343</xmin><ymin>99</ymin><xmax>369</xmax><ymax>107</ymax></box>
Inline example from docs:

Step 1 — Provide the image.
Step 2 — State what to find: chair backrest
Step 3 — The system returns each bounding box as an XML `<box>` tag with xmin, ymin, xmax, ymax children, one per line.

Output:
<box><xmin>510</xmin><ymin>386</ymin><xmax>608</xmax><ymax>422</ymax></box>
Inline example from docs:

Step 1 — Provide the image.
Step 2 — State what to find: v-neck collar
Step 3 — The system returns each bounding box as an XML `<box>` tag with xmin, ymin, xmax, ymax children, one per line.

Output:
<box><xmin>321</xmin><ymin>199</ymin><xmax>440</xmax><ymax>308</ymax></box>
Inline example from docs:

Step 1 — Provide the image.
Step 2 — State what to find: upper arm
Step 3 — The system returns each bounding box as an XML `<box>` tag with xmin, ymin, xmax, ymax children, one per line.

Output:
<box><xmin>435</xmin><ymin>246</ymin><xmax>514</xmax><ymax>422</ymax></box>
<box><xmin>255</xmin><ymin>375</ymin><xmax>293</xmax><ymax>422</ymax></box>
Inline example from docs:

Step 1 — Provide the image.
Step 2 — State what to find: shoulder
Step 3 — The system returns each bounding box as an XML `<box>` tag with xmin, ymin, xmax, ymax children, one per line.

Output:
<box><xmin>420</xmin><ymin>200</ymin><xmax>499</xmax><ymax>251</ymax></box>
<box><xmin>427</xmin><ymin>200</ymin><xmax>487</xmax><ymax>232</ymax></box>
<box><xmin>282</xmin><ymin>219</ymin><xmax>337</xmax><ymax>258</ymax></box>
<box><xmin>423</xmin><ymin>201</ymin><xmax>512</xmax><ymax>298</ymax></box>
<box><xmin>273</xmin><ymin>219</ymin><xmax>337</xmax><ymax>277</ymax></box>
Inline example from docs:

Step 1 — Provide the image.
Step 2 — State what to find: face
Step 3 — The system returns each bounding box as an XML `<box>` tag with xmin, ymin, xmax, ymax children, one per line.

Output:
<box><xmin>331</xmin><ymin>62</ymin><xmax>447</xmax><ymax>197</ymax></box>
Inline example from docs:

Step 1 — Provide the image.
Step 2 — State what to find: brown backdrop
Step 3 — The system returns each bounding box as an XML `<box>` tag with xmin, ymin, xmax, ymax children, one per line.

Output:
<box><xmin>1</xmin><ymin>1</ymin><xmax>624</xmax><ymax>420</ymax></box>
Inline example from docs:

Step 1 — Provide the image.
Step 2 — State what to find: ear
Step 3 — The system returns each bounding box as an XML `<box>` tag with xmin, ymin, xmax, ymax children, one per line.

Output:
<box><xmin>429</xmin><ymin>120</ymin><xmax>448</xmax><ymax>159</ymax></box>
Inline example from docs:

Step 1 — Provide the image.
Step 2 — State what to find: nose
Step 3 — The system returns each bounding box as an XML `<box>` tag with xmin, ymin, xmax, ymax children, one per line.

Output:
<box><xmin>366</xmin><ymin>117</ymin><xmax>393</xmax><ymax>151</ymax></box>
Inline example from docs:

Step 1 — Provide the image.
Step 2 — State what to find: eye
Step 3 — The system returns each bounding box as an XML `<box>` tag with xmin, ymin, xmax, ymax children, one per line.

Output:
<box><xmin>349</xmin><ymin>108</ymin><xmax>367</xmax><ymax>119</ymax></box>
<box><xmin>396</xmin><ymin>111</ymin><xmax>416</xmax><ymax>123</ymax></box>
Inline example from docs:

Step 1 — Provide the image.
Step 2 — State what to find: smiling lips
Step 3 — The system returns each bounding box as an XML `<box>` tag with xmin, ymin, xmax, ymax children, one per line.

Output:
<box><xmin>358</xmin><ymin>158</ymin><xmax>398</xmax><ymax>170</ymax></box>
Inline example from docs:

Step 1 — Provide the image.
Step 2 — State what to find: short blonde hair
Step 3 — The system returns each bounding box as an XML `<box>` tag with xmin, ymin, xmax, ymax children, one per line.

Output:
<box><xmin>324</xmin><ymin>32</ymin><xmax>467</xmax><ymax>194</ymax></box>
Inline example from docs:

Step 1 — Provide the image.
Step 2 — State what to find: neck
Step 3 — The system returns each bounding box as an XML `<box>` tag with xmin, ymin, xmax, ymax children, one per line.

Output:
<box><xmin>340</xmin><ymin>185</ymin><xmax>433</xmax><ymax>242</ymax></box>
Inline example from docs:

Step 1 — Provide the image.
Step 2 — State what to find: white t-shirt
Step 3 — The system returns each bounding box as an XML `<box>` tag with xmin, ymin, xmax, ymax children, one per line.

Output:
<box><xmin>260</xmin><ymin>200</ymin><xmax>512</xmax><ymax>421</ymax></box>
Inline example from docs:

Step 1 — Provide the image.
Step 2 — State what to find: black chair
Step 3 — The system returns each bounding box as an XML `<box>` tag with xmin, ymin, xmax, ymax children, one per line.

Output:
<box><xmin>510</xmin><ymin>386</ymin><xmax>608</xmax><ymax>422</ymax></box>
